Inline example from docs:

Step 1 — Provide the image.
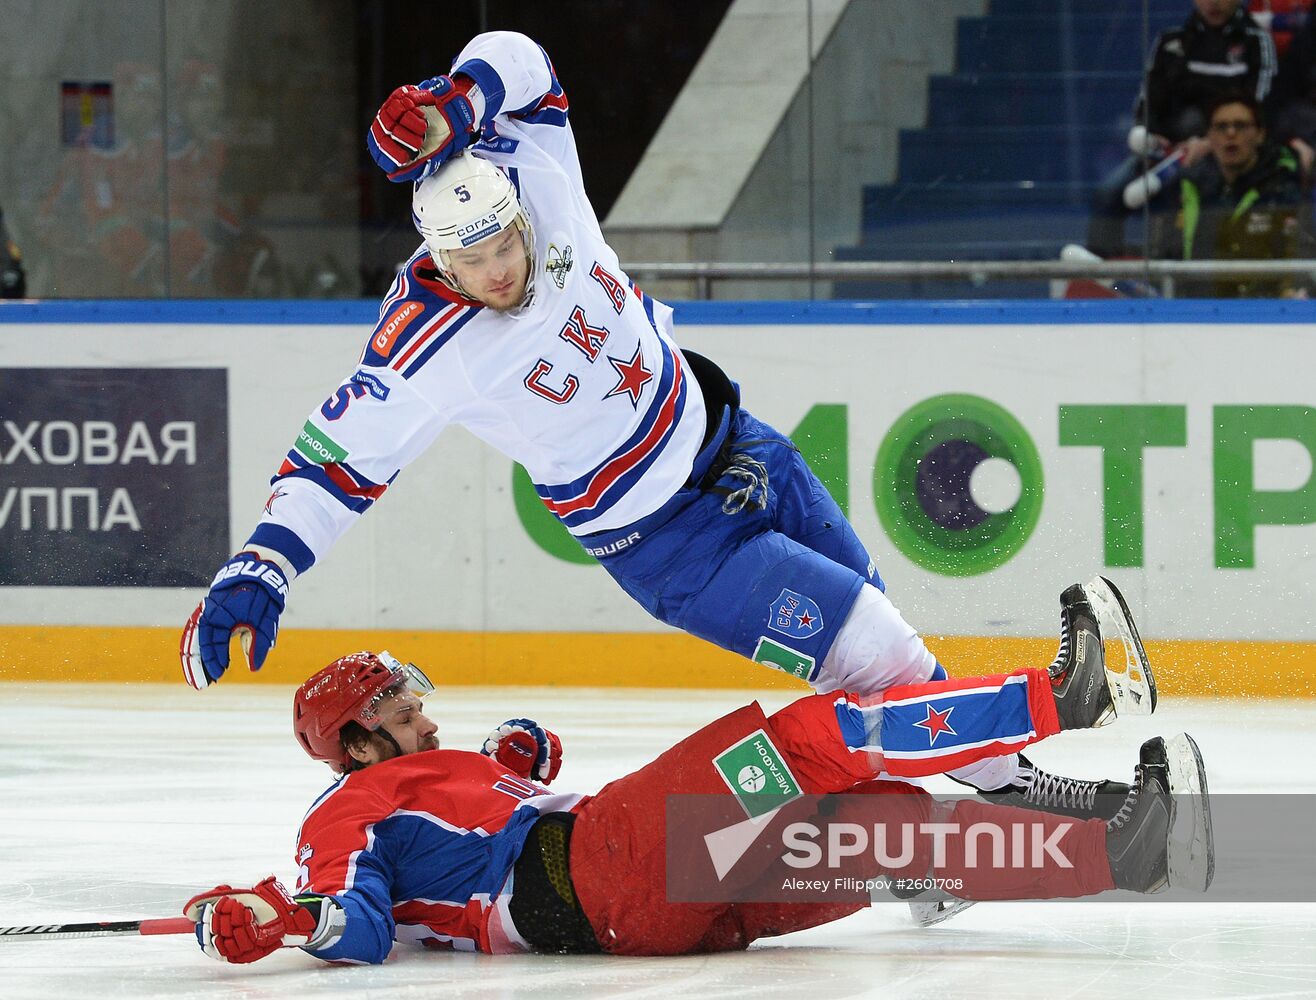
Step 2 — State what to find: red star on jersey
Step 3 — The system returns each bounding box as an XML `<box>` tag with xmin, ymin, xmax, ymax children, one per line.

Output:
<box><xmin>264</xmin><ymin>488</ymin><xmax>288</xmax><ymax>514</ymax></box>
<box><xmin>796</xmin><ymin>610</ymin><xmax>815</xmax><ymax>629</ymax></box>
<box><xmin>603</xmin><ymin>344</ymin><xmax>653</xmax><ymax>409</ymax></box>
<box><xmin>913</xmin><ymin>704</ymin><xmax>957</xmax><ymax>746</ymax></box>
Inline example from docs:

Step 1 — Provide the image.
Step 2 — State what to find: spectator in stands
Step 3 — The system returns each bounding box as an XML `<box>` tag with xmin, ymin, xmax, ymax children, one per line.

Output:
<box><xmin>1153</xmin><ymin>93</ymin><xmax>1309</xmax><ymax>296</ymax></box>
<box><xmin>1088</xmin><ymin>0</ymin><xmax>1278</xmax><ymax>258</ymax></box>
<box><xmin>1267</xmin><ymin>2</ymin><xmax>1316</xmax><ymax>175</ymax></box>
<box><xmin>0</xmin><ymin>206</ymin><xmax>25</xmax><ymax>299</ymax></box>
<box><xmin>1247</xmin><ymin>0</ymin><xmax>1311</xmax><ymax>60</ymax></box>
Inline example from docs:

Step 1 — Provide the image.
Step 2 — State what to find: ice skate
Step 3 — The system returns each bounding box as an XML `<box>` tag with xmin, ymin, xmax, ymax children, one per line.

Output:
<box><xmin>1049</xmin><ymin>577</ymin><xmax>1156</xmax><ymax>729</ymax></box>
<box><xmin>1106</xmin><ymin>734</ymin><xmax>1214</xmax><ymax>894</ymax></box>
<box><xmin>1082</xmin><ymin>575</ymin><xmax>1157</xmax><ymax>718</ymax></box>
<box><xmin>884</xmin><ymin>877</ymin><xmax>976</xmax><ymax>927</ymax></box>
<box><xmin>1049</xmin><ymin>584</ymin><xmax>1115</xmax><ymax>729</ymax></box>
<box><xmin>1164</xmin><ymin>732</ymin><xmax>1215</xmax><ymax>892</ymax></box>
<box><xmin>977</xmin><ymin>753</ymin><xmax>1130</xmax><ymax>821</ymax></box>
<box><xmin>905</xmin><ymin>893</ymin><xmax>976</xmax><ymax>928</ymax></box>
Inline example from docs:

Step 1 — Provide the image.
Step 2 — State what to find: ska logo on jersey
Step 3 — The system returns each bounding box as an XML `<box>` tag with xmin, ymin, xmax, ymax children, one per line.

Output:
<box><xmin>545</xmin><ymin>243</ymin><xmax>574</xmax><ymax>288</ymax></box>
<box><xmin>767</xmin><ymin>588</ymin><xmax>824</xmax><ymax>640</ymax></box>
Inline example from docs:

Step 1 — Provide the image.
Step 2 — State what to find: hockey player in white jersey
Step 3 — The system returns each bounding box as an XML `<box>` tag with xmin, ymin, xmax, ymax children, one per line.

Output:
<box><xmin>180</xmin><ymin>31</ymin><xmax>1161</xmax><ymax>830</ymax></box>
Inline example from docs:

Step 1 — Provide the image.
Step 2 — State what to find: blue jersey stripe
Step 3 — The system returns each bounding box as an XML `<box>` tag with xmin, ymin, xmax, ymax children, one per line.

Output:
<box><xmin>363</xmin><ymin>253</ymin><xmax>456</xmax><ymax>368</ymax></box>
<box><xmin>834</xmin><ymin>696</ymin><xmax>879</xmax><ymax>751</ymax></box>
<box><xmin>401</xmin><ymin>308</ymin><xmax>478</xmax><ymax>378</ymax></box>
<box><xmin>514</xmin><ymin>106</ymin><xmax>567</xmax><ymax>127</ymax></box>
<box><xmin>452</xmin><ymin>57</ymin><xmax>506</xmax><ymax>119</ymax></box>
<box><xmin>505</xmin><ymin>46</ymin><xmax>567</xmax><ymax>127</ymax></box>
<box><xmin>549</xmin><ymin>374</ymin><xmax>687</xmax><ymax>530</ymax></box>
<box><xmin>534</xmin><ymin>336</ymin><xmax>678</xmax><ymax>504</ymax></box>
<box><xmin>375</xmin><ymin>811</ymin><xmax>533</xmax><ymax>903</ymax></box>
<box><xmin>274</xmin><ymin>463</ymin><xmax>381</xmax><ymax>514</ymax></box>
<box><xmin>247</xmin><ymin>523</ymin><xmax>317</xmax><ymax>574</ymax></box>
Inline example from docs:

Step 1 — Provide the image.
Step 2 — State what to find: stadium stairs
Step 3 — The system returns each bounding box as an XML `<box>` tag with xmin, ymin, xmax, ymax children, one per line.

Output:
<box><xmin>834</xmin><ymin>0</ymin><xmax>1185</xmax><ymax>298</ymax></box>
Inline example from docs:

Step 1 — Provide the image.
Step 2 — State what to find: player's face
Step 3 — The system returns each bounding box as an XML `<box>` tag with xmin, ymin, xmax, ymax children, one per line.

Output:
<box><xmin>448</xmin><ymin>226</ymin><xmax>530</xmax><ymax>312</ymax></box>
<box><xmin>365</xmin><ymin>690</ymin><xmax>440</xmax><ymax>763</ymax></box>
<box><xmin>1193</xmin><ymin>0</ymin><xmax>1237</xmax><ymax>27</ymax></box>
<box><xmin>1208</xmin><ymin>103</ymin><xmax>1263</xmax><ymax>174</ymax></box>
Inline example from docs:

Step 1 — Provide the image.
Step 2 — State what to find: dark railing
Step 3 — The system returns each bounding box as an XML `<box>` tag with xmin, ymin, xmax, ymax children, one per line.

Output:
<box><xmin>624</xmin><ymin>260</ymin><xmax>1316</xmax><ymax>300</ymax></box>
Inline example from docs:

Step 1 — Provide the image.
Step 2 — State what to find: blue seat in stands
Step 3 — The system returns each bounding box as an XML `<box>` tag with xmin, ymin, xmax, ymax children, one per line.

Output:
<box><xmin>833</xmin><ymin>0</ymin><xmax>1188</xmax><ymax>299</ymax></box>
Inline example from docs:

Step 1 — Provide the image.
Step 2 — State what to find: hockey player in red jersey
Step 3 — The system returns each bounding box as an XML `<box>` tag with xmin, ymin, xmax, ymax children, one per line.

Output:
<box><xmin>180</xmin><ymin>29</ymin><xmax>1164</xmax><ymax>834</ymax></box>
<box><xmin>183</xmin><ymin>646</ymin><xmax>1214</xmax><ymax>965</ymax></box>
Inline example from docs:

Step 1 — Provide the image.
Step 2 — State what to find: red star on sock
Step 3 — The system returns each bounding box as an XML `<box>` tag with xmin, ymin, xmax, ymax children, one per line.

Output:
<box><xmin>603</xmin><ymin>344</ymin><xmax>653</xmax><ymax>409</ymax></box>
<box><xmin>913</xmin><ymin>704</ymin><xmax>957</xmax><ymax>746</ymax></box>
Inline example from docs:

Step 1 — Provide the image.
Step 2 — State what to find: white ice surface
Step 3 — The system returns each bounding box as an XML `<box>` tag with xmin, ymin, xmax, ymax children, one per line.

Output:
<box><xmin>1</xmin><ymin>684</ymin><xmax>1313</xmax><ymax>999</ymax></box>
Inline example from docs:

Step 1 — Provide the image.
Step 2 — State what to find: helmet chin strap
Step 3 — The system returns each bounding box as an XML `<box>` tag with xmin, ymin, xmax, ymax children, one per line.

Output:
<box><xmin>512</xmin><ymin>214</ymin><xmax>537</xmax><ymax>311</ymax></box>
<box><xmin>376</xmin><ymin>727</ymin><xmax>405</xmax><ymax>762</ymax></box>
<box><xmin>502</xmin><ymin>280</ymin><xmax>535</xmax><ymax>316</ymax></box>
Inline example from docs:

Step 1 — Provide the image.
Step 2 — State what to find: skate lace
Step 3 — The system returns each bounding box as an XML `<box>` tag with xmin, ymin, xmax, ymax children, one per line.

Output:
<box><xmin>719</xmin><ymin>454</ymin><xmax>770</xmax><ymax>514</ymax></box>
<box><xmin>1048</xmin><ymin>609</ymin><xmax>1071</xmax><ymax>677</ymax></box>
<box><xmin>1108</xmin><ymin>769</ymin><xmax>1143</xmax><ymax>830</ymax></box>
<box><xmin>1028</xmin><ymin>770</ymin><xmax>1099</xmax><ymax>812</ymax></box>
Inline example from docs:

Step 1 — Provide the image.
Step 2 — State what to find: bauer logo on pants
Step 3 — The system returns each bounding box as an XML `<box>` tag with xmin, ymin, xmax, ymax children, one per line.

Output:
<box><xmin>767</xmin><ymin>588</ymin><xmax>824</xmax><ymax>640</ymax></box>
<box><xmin>713</xmin><ymin>729</ymin><xmax>803</xmax><ymax>819</ymax></box>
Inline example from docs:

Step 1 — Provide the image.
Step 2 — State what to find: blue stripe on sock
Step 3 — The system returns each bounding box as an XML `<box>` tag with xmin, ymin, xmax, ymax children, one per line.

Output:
<box><xmin>882</xmin><ymin>682</ymin><xmax>1032</xmax><ymax>753</ymax></box>
<box><xmin>834</xmin><ymin>699</ymin><xmax>880</xmax><ymax>750</ymax></box>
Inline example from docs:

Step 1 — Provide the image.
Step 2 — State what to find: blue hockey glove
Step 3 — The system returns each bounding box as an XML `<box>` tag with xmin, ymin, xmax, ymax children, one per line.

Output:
<box><xmin>482</xmin><ymin>719</ymin><xmax>563</xmax><ymax>783</ymax></box>
<box><xmin>181</xmin><ymin>553</ymin><xmax>289</xmax><ymax>689</ymax></box>
<box><xmin>367</xmin><ymin>76</ymin><xmax>478</xmax><ymax>183</ymax></box>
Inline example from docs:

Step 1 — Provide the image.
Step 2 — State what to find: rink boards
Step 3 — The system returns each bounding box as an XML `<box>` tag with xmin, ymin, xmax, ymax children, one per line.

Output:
<box><xmin>1</xmin><ymin>299</ymin><xmax>1313</xmax><ymax>693</ymax></box>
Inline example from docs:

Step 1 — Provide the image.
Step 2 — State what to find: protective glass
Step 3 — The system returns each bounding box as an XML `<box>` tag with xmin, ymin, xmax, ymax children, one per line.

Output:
<box><xmin>357</xmin><ymin>651</ymin><xmax>436</xmax><ymax>728</ymax></box>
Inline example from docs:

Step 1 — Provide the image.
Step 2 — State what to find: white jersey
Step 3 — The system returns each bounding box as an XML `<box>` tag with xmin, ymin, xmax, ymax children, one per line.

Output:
<box><xmin>251</xmin><ymin>32</ymin><xmax>706</xmax><ymax>572</ymax></box>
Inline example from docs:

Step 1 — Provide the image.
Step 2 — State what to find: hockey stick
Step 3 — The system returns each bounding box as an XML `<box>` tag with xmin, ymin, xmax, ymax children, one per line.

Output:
<box><xmin>0</xmin><ymin>917</ymin><xmax>195</xmax><ymax>942</ymax></box>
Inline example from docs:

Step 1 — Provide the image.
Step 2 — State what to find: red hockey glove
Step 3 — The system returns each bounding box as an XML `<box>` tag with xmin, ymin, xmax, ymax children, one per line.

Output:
<box><xmin>482</xmin><ymin>719</ymin><xmax>563</xmax><ymax>783</ymax></box>
<box><xmin>183</xmin><ymin>876</ymin><xmax>317</xmax><ymax>964</ymax></box>
<box><xmin>367</xmin><ymin>76</ymin><xmax>478</xmax><ymax>182</ymax></box>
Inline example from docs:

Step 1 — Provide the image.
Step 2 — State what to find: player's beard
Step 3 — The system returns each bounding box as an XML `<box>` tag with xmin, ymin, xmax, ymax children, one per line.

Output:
<box><xmin>483</xmin><ymin>274</ymin><xmax>529</xmax><ymax>313</ymax></box>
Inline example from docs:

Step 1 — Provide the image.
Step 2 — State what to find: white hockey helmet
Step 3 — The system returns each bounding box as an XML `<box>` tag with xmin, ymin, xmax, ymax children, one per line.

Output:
<box><xmin>412</xmin><ymin>152</ymin><xmax>536</xmax><ymax>304</ymax></box>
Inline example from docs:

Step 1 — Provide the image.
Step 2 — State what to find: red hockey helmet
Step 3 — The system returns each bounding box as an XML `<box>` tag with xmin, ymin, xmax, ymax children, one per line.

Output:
<box><xmin>293</xmin><ymin>650</ymin><xmax>435</xmax><ymax>773</ymax></box>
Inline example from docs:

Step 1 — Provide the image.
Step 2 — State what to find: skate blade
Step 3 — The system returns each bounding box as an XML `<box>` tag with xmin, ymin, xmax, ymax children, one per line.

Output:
<box><xmin>908</xmin><ymin>898</ymin><xmax>977</xmax><ymax>927</ymax></box>
<box><xmin>1081</xmin><ymin>576</ymin><xmax>1157</xmax><ymax>718</ymax></box>
<box><xmin>1165</xmin><ymin>732</ymin><xmax>1215</xmax><ymax>892</ymax></box>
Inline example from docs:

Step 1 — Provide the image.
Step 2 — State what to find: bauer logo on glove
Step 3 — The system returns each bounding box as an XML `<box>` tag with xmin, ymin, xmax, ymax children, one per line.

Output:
<box><xmin>481</xmin><ymin>718</ymin><xmax>563</xmax><ymax>783</ymax></box>
<box><xmin>180</xmin><ymin>551</ymin><xmax>291</xmax><ymax>690</ymax></box>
